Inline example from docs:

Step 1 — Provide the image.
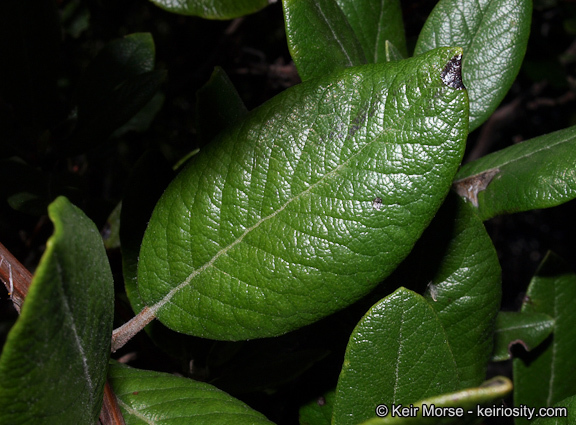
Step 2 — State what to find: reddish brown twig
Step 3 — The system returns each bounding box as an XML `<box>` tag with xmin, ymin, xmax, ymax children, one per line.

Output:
<box><xmin>0</xmin><ymin>241</ymin><xmax>32</xmax><ymax>313</ymax></box>
<box><xmin>99</xmin><ymin>381</ymin><xmax>126</xmax><ymax>425</ymax></box>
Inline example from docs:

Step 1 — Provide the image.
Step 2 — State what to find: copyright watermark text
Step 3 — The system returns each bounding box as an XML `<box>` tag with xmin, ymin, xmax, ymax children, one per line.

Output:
<box><xmin>375</xmin><ymin>403</ymin><xmax>568</xmax><ymax>421</ymax></box>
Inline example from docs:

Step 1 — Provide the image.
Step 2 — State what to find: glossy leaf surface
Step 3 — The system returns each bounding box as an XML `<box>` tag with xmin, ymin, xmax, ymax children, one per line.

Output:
<box><xmin>138</xmin><ymin>47</ymin><xmax>469</xmax><ymax>340</ymax></box>
<box><xmin>414</xmin><ymin>0</ymin><xmax>531</xmax><ymax>131</ymax></box>
<box><xmin>108</xmin><ymin>362</ymin><xmax>273</xmax><ymax>424</ymax></box>
<box><xmin>0</xmin><ymin>197</ymin><xmax>114</xmax><ymax>424</ymax></box>
<box><xmin>454</xmin><ymin>125</ymin><xmax>576</xmax><ymax>221</ymax></box>
<box><xmin>513</xmin><ymin>252</ymin><xmax>576</xmax><ymax>424</ymax></box>
<box><xmin>335</xmin><ymin>0</ymin><xmax>407</xmax><ymax>62</ymax></box>
<box><xmin>283</xmin><ymin>0</ymin><xmax>366</xmax><ymax>80</ymax></box>
<box><xmin>358</xmin><ymin>377</ymin><xmax>512</xmax><ymax>425</ymax></box>
<box><xmin>332</xmin><ymin>288</ymin><xmax>460</xmax><ymax>425</ymax></box>
<box><xmin>149</xmin><ymin>0</ymin><xmax>270</xmax><ymax>19</ymax></box>
<box><xmin>493</xmin><ymin>311</ymin><xmax>555</xmax><ymax>361</ymax></box>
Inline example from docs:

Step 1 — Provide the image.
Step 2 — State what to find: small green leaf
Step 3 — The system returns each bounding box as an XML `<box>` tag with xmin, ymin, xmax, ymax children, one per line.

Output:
<box><xmin>335</xmin><ymin>0</ymin><xmax>407</xmax><ymax>62</ymax></box>
<box><xmin>0</xmin><ymin>196</ymin><xmax>114</xmax><ymax>424</ymax></box>
<box><xmin>492</xmin><ymin>311</ymin><xmax>555</xmax><ymax>362</ymax></box>
<box><xmin>358</xmin><ymin>377</ymin><xmax>513</xmax><ymax>425</ymax></box>
<box><xmin>454</xmin><ymin>125</ymin><xmax>576</xmax><ymax>221</ymax></box>
<box><xmin>513</xmin><ymin>252</ymin><xmax>576</xmax><ymax>424</ymax></box>
<box><xmin>78</xmin><ymin>33</ymin><xmax>156</xmax><ymax>107</ymax></box>
<box><xmin>103</xmin><ymin>201</ymin><xmax>122</xmax><ymax>249</ymax></box>
<box><xmin>414</xmin><ymin>0</ymin><xmax>532</xmax><ymax>131</ymax></box>
<box><xmin>138</xmin><ymin>47</ymin><xmax>469</xmax><ymax>340</ymax></box>
<box><xmin>73</xmin><ymin>33</ymin><xmax>164</xmax><ymax>150</ymax></box>
<box><xmin>108</xmin><ymin>361</ymin><xmax>274</xmax><ymax>424</ymax></box>
<box><xmin>283</xmin><ymin>0</ymin><xmax>366</xmax><ymax>80</ymax></box>
<box><xmin>75</xmin><ymin>70</ymin><xmax>166</xmax><ymax>147</ymax></box>
<box><xmin>196</xmin><ymin>66</ymin><xmax>248</xmax><ymax>145</ymax></box>
<box><xmin>112</xmin><ymin>92</ymin><xmax>165</xmax><ymax>137</ymax></box>
<box><xmin>300</xmin><ymin>389</ymin><xmax>335</xmax><ymax>425</ymax></box>
<box><xmin>332</xmin><ymin>288</ymin><xmax>460</xmax><ymax>425</ymax></box>
<box><xmin>148</xmin><ymin>0</ymin><xmax>270</xmax><ymax>19</ymax></box>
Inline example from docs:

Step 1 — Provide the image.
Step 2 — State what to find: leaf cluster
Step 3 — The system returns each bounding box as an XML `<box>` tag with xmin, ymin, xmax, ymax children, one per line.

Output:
<box><xmin>1</xmin><ymin>0</ymin><xmax>576</xmax><ymax>424</ymax></box>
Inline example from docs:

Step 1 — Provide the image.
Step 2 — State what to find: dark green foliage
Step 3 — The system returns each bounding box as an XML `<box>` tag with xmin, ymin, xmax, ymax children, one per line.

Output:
<box><xmin>1</xmin><ymin>0</ymin><xmax>576</xmax><ymax>424</ymax></box>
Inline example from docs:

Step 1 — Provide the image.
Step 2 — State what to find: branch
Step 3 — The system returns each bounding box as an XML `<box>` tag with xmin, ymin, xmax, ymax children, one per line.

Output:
<box><xmin>100</xmin><ymin>381</ymin><xmax>126</xmax><ymax>425</ymax></box>
<box><xmin>0</xmin><ymin>241</ymin><xmax>32</xmax><ymax>313</ymax></box>
<box><xmin>111</xmin><ymin>306</ymin><xmax>156</xmax><ymax>353</ymax></box>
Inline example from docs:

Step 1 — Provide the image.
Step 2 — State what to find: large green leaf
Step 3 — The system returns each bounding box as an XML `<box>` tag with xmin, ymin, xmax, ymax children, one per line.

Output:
<box><xmin>137</xmin><ymin>47</ymin><xmax>469</xmax><ymax>340</ymax></box>
<box><xmin>0</xmin><ymin>197</ymin><xmax>114</xmax><ymax>424</ymax></box>
<box><xmin>332</xmin><ymin>288</ymin><xmax>460</xmax><ymax>425</ymax></box>
<box><xmin>108</xmin><ymin>362</ymin><xmax>274</xmax><ymax>424</ymax></box>
<box><xmin>335</xmin><ymin>0</ymin><xmax>407</xmax><ymax>62</ymax></box>
<box><xmin>283</xmin><ymin>0</ymin><xmax>366</xmax><ymax>80</ymax></box>
<box><xmin>149</xmin><ymin>0</ymin><xmax>269</xmax><ymax>19</ymax></box>
<box><xmin>453</xmin><ymin>125</ymin><xmax>576</xmax><ymax>221</ymax></box>
<box><xmin>492</xmin><ymin>311</ymin><xmax>555</xmax><ymax>362</ymax></box>
<box><xmin>358</xmin><ymin>377</ymin><xmax>513</xmax><ymax>425</ymax></box>
<box><xmin>414</xmin><ymin>0</ymin><xmax>531</xmax><ymax>131</ymax></box>
<box><xmin>513</xmin><ymin>252</ymin><xmax>576</xmax><ymax>425</ymax></box>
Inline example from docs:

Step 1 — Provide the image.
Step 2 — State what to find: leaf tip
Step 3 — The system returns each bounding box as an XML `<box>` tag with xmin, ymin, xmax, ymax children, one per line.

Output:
<box><xmin>441</xmin><ymin>53</ymin><xmax>465</xmax><ymax>90</ymax></box>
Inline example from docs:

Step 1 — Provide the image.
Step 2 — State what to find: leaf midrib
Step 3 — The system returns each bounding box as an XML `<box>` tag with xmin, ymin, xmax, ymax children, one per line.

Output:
<box><xmin>149</xmin><ymin>120</ymin><xmax>396</xmax><ymax>316</ymax></box>
<box><xmin>54</xmin><ymin>252</ymin><xmax>95</xmax><ymax>408</ymax></box>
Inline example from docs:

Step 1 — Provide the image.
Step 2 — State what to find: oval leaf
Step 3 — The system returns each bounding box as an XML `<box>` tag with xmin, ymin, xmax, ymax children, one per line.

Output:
<box><xmin>335</xmin><ymin>0</ymin><xmax>407</xmax><ymax>62</ymax></box>
<box><xmin>138</xmin><ymin>47</ymin><xmax>469</xmax><ymax>340</ymax></box>
<box><xmin>454</xmin><ymin>125</ymin><xmax>576</xmax><ymax>220</ymax></box>
<box><xmin>513</xmin><ymin>252</ymin><xmax>576</xmax><ymax>424</ymax></box>
<box><xmin>493</xmin><ymin>311</ymin><xmax>555</xmax><ymax>362</ymax></box>
<box><xmin>108</xmin><ymin>362</ymin><xmax>273</xmax><ymax>424</ymax></box>
<box><xmin>332</xmin><ymin>288</ymin><xmax>460</xmax><ymax>425</ymax></box>
<box><xmin>149</xmin><ymin>0</ymin><xmax>270</xmax><ymax>19</ymax></box>
<box><xmin>0</xmin><ymin>197</ymin><xmax>114</xmax><ymax>424</ymax></box>
<box><xmin>283</xmin><ymin>0</ymin><xmax>366</xmax><ymax>80</ymax></box>
<box><xmin>414</xmin><ymin>0</ymin><xmax>531</xmax><ymax>131</ymax></box>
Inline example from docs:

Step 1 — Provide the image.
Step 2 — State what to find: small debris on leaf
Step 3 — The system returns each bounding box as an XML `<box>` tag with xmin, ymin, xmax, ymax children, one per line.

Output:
<box><xmin>453</xmin><ymin>168</ymin><xmax>500</xmax><ymax>207</ymax></box>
